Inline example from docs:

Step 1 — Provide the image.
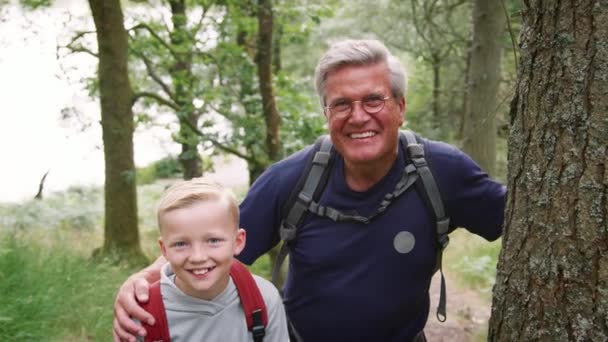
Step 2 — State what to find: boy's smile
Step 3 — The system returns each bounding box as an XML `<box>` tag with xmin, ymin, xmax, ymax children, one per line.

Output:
<box><xmin>159</xmin><ymin>200</ymin><xmax>245</xmax><ymax>300</ymax></box>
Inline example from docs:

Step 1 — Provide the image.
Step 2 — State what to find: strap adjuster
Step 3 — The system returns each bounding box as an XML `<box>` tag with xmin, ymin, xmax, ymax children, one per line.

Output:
<box><xmin>437</xmin><ymin>218</ymin><xmax>450</xmax><ymax>235</ymax></box>
<box><xmin>251</xmin><ymin>309</ymin><xmax>266</xmax><ymax>341</ymax></box>
<box><xmin>406</xmin><ymin>143</ymin><xmax>424</xmax><ymax>159</ymax></box>
<box><xmin>252</xmin><ymin>324</ymin><xmax>266</xmax><ymax>339</ymax></box>
<box><xmin>438</xmin><ymin>234</ymin><xmax>450</xmax><ymax>249</ymax></box>
<box><xmin>279</xmin><ymin>222</ymin><xmax>297</xmax><ymax>241</ymax></box>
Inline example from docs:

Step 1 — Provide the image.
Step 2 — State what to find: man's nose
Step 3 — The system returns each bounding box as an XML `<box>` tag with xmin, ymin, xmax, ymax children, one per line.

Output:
<box><xmin>349</xmin><ymin>100</ymin><xmax>370</xmax><ymax>121</ymax></box>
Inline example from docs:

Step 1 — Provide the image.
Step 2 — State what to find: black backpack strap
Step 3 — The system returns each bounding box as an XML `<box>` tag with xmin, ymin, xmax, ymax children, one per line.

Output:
<box><xmin>400</xmin><ymin>130</ymin><xmax>450</xmax><ymax>322</ymax></box>
<box><xmin>272</xmin><ymin>135</ymin><xmax>334</xmax><ymax>286</ymax></box>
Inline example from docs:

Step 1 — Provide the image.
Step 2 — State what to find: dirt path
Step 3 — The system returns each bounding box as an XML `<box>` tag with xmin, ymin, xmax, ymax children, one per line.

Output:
<box><xmin>425</xmin><ymin>273</ymin><xmax>491</xmax><ymax>341</ymax></box>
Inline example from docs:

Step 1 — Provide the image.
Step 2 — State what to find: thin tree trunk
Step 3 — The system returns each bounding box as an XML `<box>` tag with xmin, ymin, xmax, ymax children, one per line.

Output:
<box><xmin>169</xmin><ymin>0</ymin><xmax>202</xmax><ymax>180</ymax></box>
<box><xmin>489</xmin><ymin>0</ymin><xmax>608</xmax><ymax>340</ymax></box>
<box><xmin>431</xmin><ymin>53</ymin><xmax>441</xmax><ymax>133</ymax></box>
<box><xmin>462</xmin><ymin>0</ymin><xmax>504</xmax><ymax>176</ymax></box>
<box><xmin>88</xmin><ymin>0</ymin><xmax>146</xmax><ymax>263</ymax></box>
<box><xmin>256</xmin><ymin>0</ymin><xmax>282</xmax><ymax>162</ymax></box>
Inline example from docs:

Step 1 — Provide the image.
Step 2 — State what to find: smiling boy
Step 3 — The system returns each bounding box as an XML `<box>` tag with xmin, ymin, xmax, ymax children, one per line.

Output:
<box><xmin>146</xmin><ymin>178</ymin><xmax>288</xmax><ymax>341</ymax></box>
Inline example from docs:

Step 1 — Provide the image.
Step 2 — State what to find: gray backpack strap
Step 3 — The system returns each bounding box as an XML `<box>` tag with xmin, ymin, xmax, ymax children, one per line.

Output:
<box><xmin>401</xmin><ymin>130</ymin><xmax>450</xmax><ymax>322</ymax></box>
<box><xmin>272</xmin><ymin>136</ymin><xmax>333</xmax><ymax>286</ymax></box>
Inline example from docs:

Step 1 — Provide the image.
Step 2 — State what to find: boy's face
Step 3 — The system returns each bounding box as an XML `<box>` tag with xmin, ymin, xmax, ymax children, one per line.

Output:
<box><xmin>159</xmin><ymin>200</ymin><xmax>245</xmax><ymax>300</ymax></box>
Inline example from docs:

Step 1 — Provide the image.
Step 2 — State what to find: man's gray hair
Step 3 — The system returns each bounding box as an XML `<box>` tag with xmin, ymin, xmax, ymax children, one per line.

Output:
<box><xmin>314</xmin><ymin>39</ymin><xmax>408</xmax><ymax>107</ymax></box>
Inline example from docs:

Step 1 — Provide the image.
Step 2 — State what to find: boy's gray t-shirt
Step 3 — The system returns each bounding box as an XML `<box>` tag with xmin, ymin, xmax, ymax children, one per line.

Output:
<box><xmin>143</xmin><ymin>263</ymin><xmax>289</xmax><ymax>341</ymax></box>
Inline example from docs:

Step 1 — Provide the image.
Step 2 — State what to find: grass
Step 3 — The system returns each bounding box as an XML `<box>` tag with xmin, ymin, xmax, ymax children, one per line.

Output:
<box><xmin>0</xmin><ymin>231</ymin><xmax>137</xmax><ymax>341</ymax></box>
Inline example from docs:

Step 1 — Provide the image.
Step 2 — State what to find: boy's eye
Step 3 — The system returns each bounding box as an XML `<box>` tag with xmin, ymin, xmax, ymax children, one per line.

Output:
<box><xmin>172</xmin><ymin>241</ymin><xmax>187</xmax><ymax>248</ymax></box>
<box><xmin>208</xmin><ymin>238</ymin><xmax>222</xmax><ymax>245</ymax></box>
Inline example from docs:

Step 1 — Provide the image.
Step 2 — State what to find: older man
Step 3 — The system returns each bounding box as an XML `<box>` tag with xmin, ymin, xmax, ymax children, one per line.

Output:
<box><xmin>113</xmin><ymin>39</ymin><xmax>505</xmax><ymax>342</ymax></box>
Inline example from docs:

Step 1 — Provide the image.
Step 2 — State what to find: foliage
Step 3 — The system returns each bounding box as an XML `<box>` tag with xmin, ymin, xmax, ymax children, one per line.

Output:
<box><xmin>0</xmin><ymin>186</ymin><xmax>102</xmax><ymax>232</ymax></box>
<box><xmin>137</xmin><ymin>155</ymin><xmax>183</xmax><ymax>185</ymax></box>
<box><xmin>17</xmin><ymin>0</ymin><xmax>51</xmax><ymax>9</ymax></box>
<box><xmin>445</xmin><ymin>229</ymin><xmax>501</xmax><ymax>300</ymax></box>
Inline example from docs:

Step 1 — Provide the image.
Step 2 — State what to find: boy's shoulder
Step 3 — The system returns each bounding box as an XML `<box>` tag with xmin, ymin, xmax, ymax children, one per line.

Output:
<box><xmin>251</xmin><ymin>274</ymin><xmax>281</xmax><ymax>301</ymax></box>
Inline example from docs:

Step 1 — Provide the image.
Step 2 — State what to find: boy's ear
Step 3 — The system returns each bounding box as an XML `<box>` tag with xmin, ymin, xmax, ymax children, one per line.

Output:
<box><xmin>159</xmin><ymin>237</ymin><xmax>168</xmax><ymax>257</ymax></box>
<box><xmin>233</xmin><ymin>228</ymin><xmax>246</xmax><ymax>256</ymax></box>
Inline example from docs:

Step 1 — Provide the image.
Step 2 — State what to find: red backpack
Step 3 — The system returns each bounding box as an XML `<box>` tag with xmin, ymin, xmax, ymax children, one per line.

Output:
<box><xmin>139</xmin><ymin>260</ymin><xmax>268</xmax><ymax>342</ymax></box>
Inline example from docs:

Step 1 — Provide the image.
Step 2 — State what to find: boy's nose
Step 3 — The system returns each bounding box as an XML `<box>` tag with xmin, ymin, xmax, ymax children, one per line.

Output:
<box><xmin>189</xmin><ymin>245</ymin><xmax>208</xmax><ymax>261</ymax></box>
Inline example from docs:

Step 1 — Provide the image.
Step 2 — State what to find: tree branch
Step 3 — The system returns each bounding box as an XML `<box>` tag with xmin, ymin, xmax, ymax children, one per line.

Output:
<box><xmin>62</xmin><ymin>30</ymin><xmax>99</xmax><ymax>58</ymax></box>
<box><xmin>136</xmin><ymin>51</ymin><xmax>176</xmax><ymax>101</ymax></box>
<box><xmin>132</xmin><ymin>91</ymin><xmax>179</xmax><ymax>111</ymax></box>
<box><xmin>176</xmin><ymin>114</ymin><xmax>254</xmax><ymax>162</ymax></box>
<box><xmin>127</xmin><ymin>23</ymin><xmax>179</xmax><ymax>60</ymax></box>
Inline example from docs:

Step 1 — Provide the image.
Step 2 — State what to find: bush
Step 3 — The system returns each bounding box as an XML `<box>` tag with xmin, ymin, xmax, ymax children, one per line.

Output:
<box><xmin>137</xmin><ymin>156</ymin><xmax>182</xmax><ymax>185</ymax></box>
<box><xmin>0</xmin><ymin>186</ymin><xmax>102</xmax><ymax>232</ymax></box>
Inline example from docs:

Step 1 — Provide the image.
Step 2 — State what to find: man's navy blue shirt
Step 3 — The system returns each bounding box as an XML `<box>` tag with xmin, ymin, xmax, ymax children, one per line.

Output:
<box><xmin>238</xmin><ymin>136</ymin><xmax>506</xmax><ymax>341</ymax></box>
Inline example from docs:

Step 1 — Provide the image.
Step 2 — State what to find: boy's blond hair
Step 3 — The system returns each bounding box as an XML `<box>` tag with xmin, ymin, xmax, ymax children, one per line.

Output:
<box><xmin>156</xmin><ymin>177</ymin><xmax>239</xmax><ymax>231</ymax></box>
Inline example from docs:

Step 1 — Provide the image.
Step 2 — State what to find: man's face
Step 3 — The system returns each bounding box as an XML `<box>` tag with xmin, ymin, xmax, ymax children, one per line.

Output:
<box><xmin>324</xmin><ymin>62</ymin><xmax>405</xmax><ymax>168</ymax></box>
<box><xmin>159</xmin><ymin>200</ymin><xmax>245</xmax><ymax>300</ymax></box>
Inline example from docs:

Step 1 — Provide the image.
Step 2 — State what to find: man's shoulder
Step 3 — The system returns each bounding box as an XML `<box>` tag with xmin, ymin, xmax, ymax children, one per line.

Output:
<box><xmin>270</xmin><ymin>142</ymin><xmax>317</xmax><ymax>172</ymax></box>
<box><xmin>410</xmin><ymin>133</ymin><xmax>471</xmax><ymax>168</ymax></box>
<box><xmin>251</xmin><ymin>142</ymin><xmax>320</xmax><ymax>195</ymax></box>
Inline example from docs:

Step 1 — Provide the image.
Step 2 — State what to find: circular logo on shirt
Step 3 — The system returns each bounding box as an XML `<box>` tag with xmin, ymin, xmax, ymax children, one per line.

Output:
<box><xmin>393</xmin><ymin>231</ymin><xmax>416</xmax><ymax>254</ymax></box>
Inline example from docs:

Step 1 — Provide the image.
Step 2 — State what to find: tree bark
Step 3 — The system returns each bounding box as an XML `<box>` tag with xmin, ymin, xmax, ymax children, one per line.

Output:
<box><xmin>462</xmin><ymin>0</ymin><xmax>505</xmax><ymax>176</ymax></box>
<box><xmin>256</xmin><ymin>0</ymin><xmax>282</xmax><ymax>162</ymax></box>
<box><xmin>169</xmin><ymin>0</ymin><xmax>202</xmax><ymax>180</ymax></box>
<box><xmin>489</xmin><ymin>1</ymin><xmax>608</xmax><ymax>340</ymax></box>
<box><xmin>88</xmin><ymin>0</ymin><xmax>145</xmax><ymax>263</ymax></box>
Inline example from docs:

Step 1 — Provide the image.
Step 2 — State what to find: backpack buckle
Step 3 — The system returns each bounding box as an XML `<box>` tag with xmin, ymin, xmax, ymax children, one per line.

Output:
<box><xmin>279</xmin><ymin>222</ymin><xmax>297</xmax><ymax>242</ymax></box>
<box><xmin>251</xmin><ymin>309</ymin><xmax>266</xmax><ymax>341</ymax></box>
<box><xmin>438</xmin><ymin>234</ymin><xmax>450</xmax><ymax>249</ymax></box>
<box><xmin>437</xmin><ymin>218</ymin><xmax>450</xmax><ymax>235</ymax></box>
<box><xmin>407</xmin><ymin>143</ymin><xmax>425</xmax><ymax>159</ymax></box>
<box><xmin>252</xmin><ymin>324</ymin><xmax>266</xmax><ymax>340</ymax></box>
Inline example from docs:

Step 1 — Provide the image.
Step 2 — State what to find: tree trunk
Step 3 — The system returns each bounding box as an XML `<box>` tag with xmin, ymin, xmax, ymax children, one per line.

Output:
<box><xmin>462</xmin><ymin>0</ymin><xmax>505</xmax><ymax>176</ymax></box>
<box><xmin>489</xmin><ymin>1</ymin><xmax>608</xmax><ymax>340</ymax></box>
<box><xmin>169</xmin><ymin>0</ymin><xmax>202</xmax><ymax>180</ymax></box>
<box><xmin>256</xmin><ymin>0</ymin><xmax>282</xmax><ymax>162</ymax></box>
<box><xmin>431</xmin><ymin>53</ymin><xmax>441</xmax><ymax>134</ymax></box>
<box><xmin>88</xmin><ymin>0</ymin><xmax>146</xmax><ymax>263</ymax></box>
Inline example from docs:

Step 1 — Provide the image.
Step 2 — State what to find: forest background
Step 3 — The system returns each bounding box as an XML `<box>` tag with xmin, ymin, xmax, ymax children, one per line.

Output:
<box><xmin>3</xmin><ymin>0</ymin><xmax>604</xmax><ymax>341</ymax></box>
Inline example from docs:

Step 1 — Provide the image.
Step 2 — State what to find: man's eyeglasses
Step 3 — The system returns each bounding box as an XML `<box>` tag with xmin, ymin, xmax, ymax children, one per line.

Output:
<box><xmin>324</xmin><ymin>95</ymin><xmax>393</xmax><ymax>119</ymax></box>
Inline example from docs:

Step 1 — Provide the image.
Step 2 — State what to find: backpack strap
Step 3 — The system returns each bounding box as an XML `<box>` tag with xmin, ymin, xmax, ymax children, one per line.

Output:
<box><xmin>400</xmin><ymin>130</ymin><xmax>450</xmax><ymax>322</ymax></box>
<box><xmin>231</xmin><ymin>260</ymin><xmax>268</xmax><ymax>342</ymax></box>
<box><xmin>272</xmin><ymin>135</ymin><xmax>334</xmax><ymax>286</ymax></box>
<box><xmin>140</xmin><ymin>281</ymin><xmax>171</xmax><ymax>342</ymax></box>
<box><xmin>273</xmin><ymin>131</ymin><xmax>451</xmax><ymax>323</ymax></box>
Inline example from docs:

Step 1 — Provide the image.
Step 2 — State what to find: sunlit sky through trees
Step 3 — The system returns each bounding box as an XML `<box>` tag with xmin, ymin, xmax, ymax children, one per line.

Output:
<box><xmin>0</xmin><ymin>1</ymin><xmax>195</xmax><ymax>202</ymax></box>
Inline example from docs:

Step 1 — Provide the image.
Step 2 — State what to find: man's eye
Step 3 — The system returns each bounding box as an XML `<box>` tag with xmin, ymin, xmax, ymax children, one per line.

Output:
<box><xmin>331</xmin><ymin>100</ymin><xmax>351</xmax><ymax>112</ymax></box>
<box><xmin>364</xmin><ymin>96</ymin><xmax>384</xmax><ymax>106</ymax></box>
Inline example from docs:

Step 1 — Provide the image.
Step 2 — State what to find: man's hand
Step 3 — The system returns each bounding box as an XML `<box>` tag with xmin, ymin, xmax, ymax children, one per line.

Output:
<box><xmin>112</xmin><ymin>256</ymin><xmax>166</xmax><ymax>342</ymax></box>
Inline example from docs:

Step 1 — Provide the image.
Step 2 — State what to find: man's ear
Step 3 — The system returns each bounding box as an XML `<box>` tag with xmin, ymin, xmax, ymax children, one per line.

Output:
<box><xmin>397</xmin><ymin>96</ymin><xmax>406</xmax><ymax>126</ymax></box>
<box><xmin>159</xmin><ymin>237</ymin><xmax>167</xmax><ymax>258</ymax></box>
<box><xmin>233</xmin><ymin>228</ymin><xmax>246</xmax><ymax>256</ymax></box>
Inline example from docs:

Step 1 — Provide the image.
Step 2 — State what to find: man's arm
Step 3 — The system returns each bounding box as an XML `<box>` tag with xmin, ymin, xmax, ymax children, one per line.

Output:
<box><xmin>112</xmin><ymin>255</ymin><xmax>166</xmax><ymax>342</ymax></box>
